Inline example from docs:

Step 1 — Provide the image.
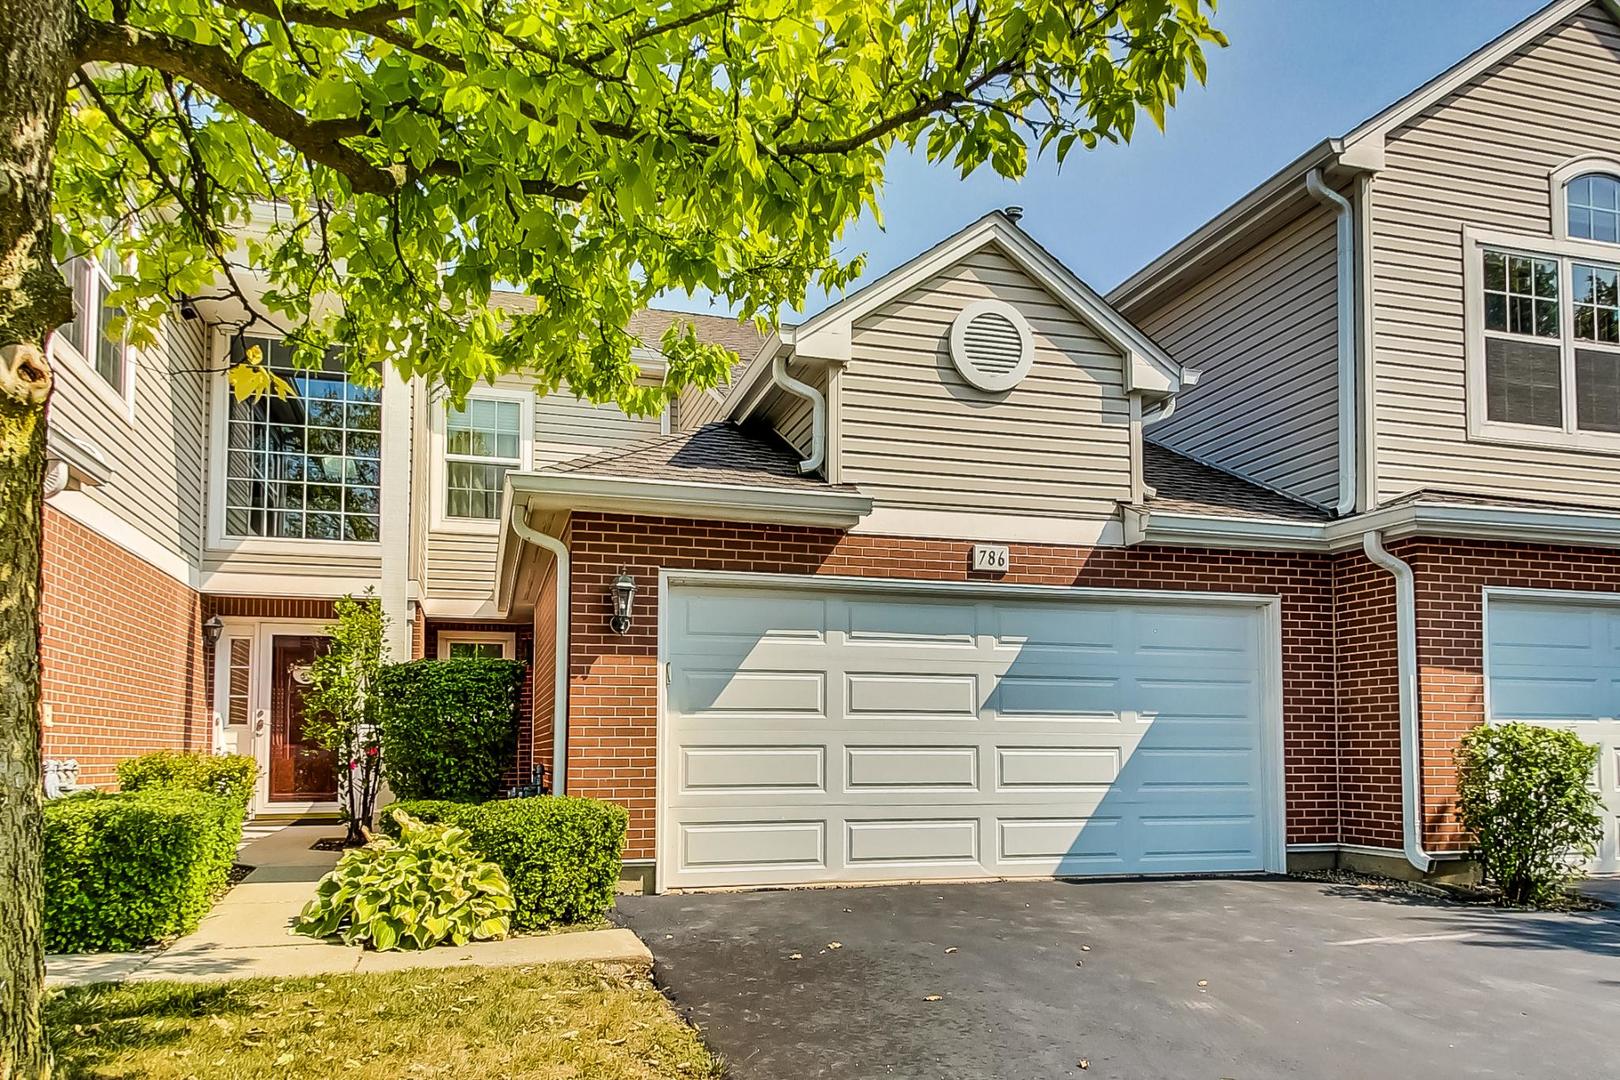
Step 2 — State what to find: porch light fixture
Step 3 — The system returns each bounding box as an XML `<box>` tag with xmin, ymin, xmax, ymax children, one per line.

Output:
<box><xmin>609</xmin><ymin>570</ymin><xmax>637</xmax><ymax>635</ymax></box>
<box><xmin>202</xmin><ymin>614</ymin><xmax>225</xmax><ymax>647</ymax></box>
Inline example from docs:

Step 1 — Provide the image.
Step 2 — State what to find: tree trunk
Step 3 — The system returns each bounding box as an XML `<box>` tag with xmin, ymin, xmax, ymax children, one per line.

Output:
<box><xmin>0</xmin><ymin>0</ymin><xmax>77</xmax><ymax>1072</ymax></box>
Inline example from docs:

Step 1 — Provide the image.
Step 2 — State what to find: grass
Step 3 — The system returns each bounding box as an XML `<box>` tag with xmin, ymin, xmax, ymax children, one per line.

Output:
<box><xmin>47</xmin><ymin>963</ymin><xmax>724</xmax><ymax>1079</ymax></box>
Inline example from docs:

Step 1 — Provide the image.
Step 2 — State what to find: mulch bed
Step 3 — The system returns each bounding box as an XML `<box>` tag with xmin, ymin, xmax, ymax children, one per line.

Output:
<box><xmin>309</xmin><ymin>836</ymin><xmax>365</xmax><ymax>852</ymax></box>
<box><xmin>1292</xmin><ymin>868</ymin><xmax>1608</xmax><ymax>912</ymax></box>
<box><xmin>226</xmin><ymin>863</ymin><xmax>255</xmax><ymax>888</ymax></box>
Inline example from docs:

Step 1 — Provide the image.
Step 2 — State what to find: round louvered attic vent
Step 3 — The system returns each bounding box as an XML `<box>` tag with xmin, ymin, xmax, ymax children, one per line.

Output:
<box><xmin>949</xmin><ymin>299</ymin><xmax>1034</xmax><ymax>393</ymax></box>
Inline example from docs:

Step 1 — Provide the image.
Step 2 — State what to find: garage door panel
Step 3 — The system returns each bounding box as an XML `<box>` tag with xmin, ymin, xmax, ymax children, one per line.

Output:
<box><xmin>681</xmin><ymin>593</ymin><xmax>829</xmax><ymax>644</ymax></box>
<box><xmin>844</xmin><ymin>671</ymin><xmax>979</xmax><ymax>717</ymax></box>
<box><xmin>845</xmin><ymin>819</ymin><xmax>981</xmax><ymax>866</ymax></box>
<box><xmin>678</xmin><ymin>745</ymin><xmax>827</xmax><ymax>794</ymax></box>
<box><xmin>844</xmin><ymin>745</ymin><xmax>980</xmax><ymax>791</ymax></box>
<box><xmin>663</xmin><ymin>584</ymin><xmax>1274</xmax><ymax>888</ymax></box>
<box><xmin>677</xmin><ymin>668</ymin><xmax>827</xmax><ymax>716</ymax></box>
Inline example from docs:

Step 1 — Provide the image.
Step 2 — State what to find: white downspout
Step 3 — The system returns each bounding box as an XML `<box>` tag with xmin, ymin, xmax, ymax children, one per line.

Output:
<box><xmin>1306</xmin><ymin>168</ymin><xmax>1359</xmax><ymax>518</ymax></box>
<box><xmin>510</xmin><ymin>501</ymin><xmax>570</xmax><ymax>796</ymax></box>
<box><xmin>770</xmin><ymin>353</ymin><xmax>826</xmax><ymax>474</ymax></box>
<box><xmin>1361</xmin><ymin>531</ymin><xmax>1434</xmax><ymax>874</ymax></box>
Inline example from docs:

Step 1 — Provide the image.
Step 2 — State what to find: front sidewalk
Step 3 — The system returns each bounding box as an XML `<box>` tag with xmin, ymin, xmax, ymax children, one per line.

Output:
<box><xmin>47</xmin><ymin>823</ymin><xmax>648</xmax><ymax>986</ymax></box>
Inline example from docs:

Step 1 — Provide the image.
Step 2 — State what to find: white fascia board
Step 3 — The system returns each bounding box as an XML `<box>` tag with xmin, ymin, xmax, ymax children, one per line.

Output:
<box><xmin>506</xmin><ymin>472</ymin><xmax>873</xmax><ymax>529</ymax></box>
<box><xmin>1139</xmin><ymin>499</ymin><xmax>1620</xmax><ymax>553</ymax></box>
<box><xmin>716</xmin><ymin>332</ymin><xmax>787</xmax><ymax>421</ymax></box>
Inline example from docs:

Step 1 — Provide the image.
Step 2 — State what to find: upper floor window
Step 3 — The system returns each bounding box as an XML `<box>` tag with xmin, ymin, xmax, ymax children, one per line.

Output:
<box><xmin>1567</xmin><ymin>173</ymin><xmax>1620</xmax><ymax>245</ymax></box>
<box><xmin>52</xmin><ymin>249</ymin><xmax>130</xmax><ymax>403</ymax></box>
<box><xmin>224</xmin><ymin>335</ymin><xmax>381</xmax><ymax>542</ymax></box>
<box><xmin>444</xmin><ymin>394</ymin><xmax>524</xmax><ymax>520</ymax></box>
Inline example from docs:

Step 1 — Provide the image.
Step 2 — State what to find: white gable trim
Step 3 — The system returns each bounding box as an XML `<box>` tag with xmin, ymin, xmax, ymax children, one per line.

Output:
<box><xmin>777</xmin><ymin>212</ymin><xmax>1186</xmax><ymax>399</ymax></box>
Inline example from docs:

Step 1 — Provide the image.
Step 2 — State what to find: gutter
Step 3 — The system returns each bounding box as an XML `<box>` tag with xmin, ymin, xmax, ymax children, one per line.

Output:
<box><xmin>1305</xmin><ymin>168</ymin><xmax>1358</xmax><ymax>517</ymax></box>
<box><xmin>506</xmin><ymin>472</ymin><xmax>872</xmax><ymax>530</ymax></box>
<box><xmin>1360</xmin><ymin>531</ymin><xmax>1434</xmax><ymax>874</ymax></box>
<box><xmin>509</xmin><ymin>502</ymin><xmax>570</xmax><ymax>796</ymax></box>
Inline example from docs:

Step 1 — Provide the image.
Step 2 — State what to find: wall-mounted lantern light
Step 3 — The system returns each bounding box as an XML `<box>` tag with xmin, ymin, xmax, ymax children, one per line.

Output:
<box><xmin>609</xmin><ymin>571</ymin><xmax>637</xmax><ymax>635</ymax></box>
<box><xmin>202</xmin><ymin>614</ymin><xmax>225</xmax><ymax>647</ymax></box>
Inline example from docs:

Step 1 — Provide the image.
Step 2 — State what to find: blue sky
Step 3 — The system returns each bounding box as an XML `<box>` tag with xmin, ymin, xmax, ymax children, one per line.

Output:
<box><xmin>657</xmin><ymin>0</ymin><xmax>1546</xmax><ymax>320</ymax></box>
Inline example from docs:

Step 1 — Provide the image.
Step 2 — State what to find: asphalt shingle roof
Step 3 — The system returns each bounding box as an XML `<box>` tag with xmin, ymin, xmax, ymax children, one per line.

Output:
<box><xmin>1143</xmin><ymin>442</ymin><xmax>1332</xmax><ymax>523</ymax></box>
<box><xmin>542</xmin><ymin>421</ymin><xmax>850</xmax><ymax>491</ymax></box>
<box><xmin>482</xmin><ymin>296</ymin><xmax>767</xmax><ymax>367</ymax></box>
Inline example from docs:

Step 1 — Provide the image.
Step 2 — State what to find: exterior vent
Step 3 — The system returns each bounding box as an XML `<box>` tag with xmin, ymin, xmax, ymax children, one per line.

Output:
<box><xmin>949</xmin><ymin>299</ymin><xmax>1034</xmax><ymax>393</ymax></box>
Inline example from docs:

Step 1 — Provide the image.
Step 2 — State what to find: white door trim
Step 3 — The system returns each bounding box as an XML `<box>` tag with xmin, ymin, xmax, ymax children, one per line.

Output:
<box><xmin>1481</xmin><ymin>586</ymin><xmax>1620</xmax><ymax>731</ymax></box>
<box><xmin>654</xmin><ymin>569</ymin><xmax>1288</xmax><ymax>892</ymax></box>
<box><xmin>211</xmin><ymin>617</ymin><xmax>340</xmax><ymax>817</ymax></box>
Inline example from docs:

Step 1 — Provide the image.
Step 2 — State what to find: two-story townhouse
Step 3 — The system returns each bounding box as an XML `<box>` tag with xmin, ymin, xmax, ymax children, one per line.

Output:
<box><xmin>38</xmin><ymin>253</ymin><xmax>759</xmax><ymax>819</ymax></box>
<box><xmin>489</xmin><ymin>0</ymin><xmax>1620</xmax><ymax>894</ymax></box>
<box><xmin>43</xmin><ymin>0</ymin><xmax>1620</xmax><ymax>896</ymax></box>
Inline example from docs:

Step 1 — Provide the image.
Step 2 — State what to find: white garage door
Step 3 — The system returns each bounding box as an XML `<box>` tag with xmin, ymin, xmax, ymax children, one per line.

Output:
<box><xmin>659</xmin><ymin>580</ymin><xmax>1280</xmax><ymax>890</ymax></box>
<box><xmin>1486</xmin><ymin>595</ymin><xmax>1620</xmax><ymax>874</ymax></box>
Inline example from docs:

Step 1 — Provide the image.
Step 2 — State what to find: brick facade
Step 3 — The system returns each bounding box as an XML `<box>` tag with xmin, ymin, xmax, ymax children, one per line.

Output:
<box><xmin>559</xmin><ymin>513</ymin><xmax>1341</xmax><ymax>861</ymax></box>
<box><xmin>40</xmin><ymin>507</ymin><xmax>209</xmax><ymax>785</ymax></box>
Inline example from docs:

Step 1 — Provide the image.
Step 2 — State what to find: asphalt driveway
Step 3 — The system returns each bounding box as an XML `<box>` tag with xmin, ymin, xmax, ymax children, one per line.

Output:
<box><xmin>615</xmin><ymin>877</ymin><xmax>1620</xmax><ymax>1079</ymax></box>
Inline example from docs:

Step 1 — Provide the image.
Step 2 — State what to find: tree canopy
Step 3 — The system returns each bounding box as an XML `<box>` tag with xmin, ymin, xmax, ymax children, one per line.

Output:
<box><xmin>64</xmin><ymin>0</ymin><xmax>1224</xmax><ymax>409</ymax></box>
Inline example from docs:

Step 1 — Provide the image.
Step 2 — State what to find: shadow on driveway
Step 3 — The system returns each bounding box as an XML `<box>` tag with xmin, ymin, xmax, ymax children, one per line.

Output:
<box><xmin>616</xmin><ymin>877</ymin><xmax>1620</xmax><ymax>1080</ymax></box>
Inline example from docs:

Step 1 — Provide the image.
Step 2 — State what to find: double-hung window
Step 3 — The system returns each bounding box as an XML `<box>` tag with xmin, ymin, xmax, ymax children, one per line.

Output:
<box><xmin>1469</xmin><ymin>166</ymin><xmax>1620</xmax><ymax>445</ymax></box>
<box><xmin>444</xmin><ymin>395</ymin><xmax>524</xmax><ymax>520</ymax></box>
<box><xmin>52</xmin><ymin>248</ymin><xmax>131</xmax><ymax>405</ymax></box>
<box><xmin>223</xmin><ymin>335</ymin><xmax>382</xmax><ymax>542</ymax></box>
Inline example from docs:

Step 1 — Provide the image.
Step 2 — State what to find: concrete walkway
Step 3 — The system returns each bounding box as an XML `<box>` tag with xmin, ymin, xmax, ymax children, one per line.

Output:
<box><xmin>47</xmin><ymin>823</ymin><xmax>648</xmax><ymax>986</ymax></box>
<box><xmin>1585</xmin><ymin>875</ymin><xmax>1620</xmax><ymax>905</ymax></box>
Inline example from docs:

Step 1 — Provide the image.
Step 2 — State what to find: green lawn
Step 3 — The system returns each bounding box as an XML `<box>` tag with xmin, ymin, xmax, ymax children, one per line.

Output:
<box><xmin>47</xmin><ymin>963</ymin><xmax>723</xmax><ymax>1079</ymax></box>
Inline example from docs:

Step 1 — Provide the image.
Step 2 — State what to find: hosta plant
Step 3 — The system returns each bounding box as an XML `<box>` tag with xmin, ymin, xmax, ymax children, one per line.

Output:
<box><xmin>293</xmin><ymin>811</ymin><xmax>514</xmax><ymax>951</ymax></box>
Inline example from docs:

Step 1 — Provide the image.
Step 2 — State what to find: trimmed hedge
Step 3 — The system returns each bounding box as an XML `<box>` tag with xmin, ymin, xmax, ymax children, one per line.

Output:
<box><xmin>378</xmin><ymin>658</ymin><xmax>526</xmax><ymax>801</ymax></box>
<box><xmin>117</xmin><ymin>750</ymin><xmax>257</xmax><ymax>808</ymax></box>
<box><xmin>45</xmin><ymin>789</ymin><xmax>240</xmax><ymax>952</ymax></box>
<box><xmin>384</xmin><ymin>796</ymin><xmax>626</xmax><ymax>929</ymax></box>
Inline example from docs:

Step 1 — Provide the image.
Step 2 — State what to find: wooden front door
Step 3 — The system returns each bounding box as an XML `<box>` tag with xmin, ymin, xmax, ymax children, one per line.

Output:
<box><xmin>269</xmin><ymin>635</ymin><xmax>338</xmax><ymax>802</ymax></box>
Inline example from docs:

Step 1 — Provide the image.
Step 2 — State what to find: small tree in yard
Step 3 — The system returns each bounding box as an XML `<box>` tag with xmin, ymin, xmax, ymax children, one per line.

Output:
<box><xmin>1455</xmin><ymin>722</ymin><xmax>1603</xmax><ymax>907</ymax></box>
<box><xmin>305</xmin><ymin>592</ymin><xmax>389</xmax><ymax>847</ymax></box>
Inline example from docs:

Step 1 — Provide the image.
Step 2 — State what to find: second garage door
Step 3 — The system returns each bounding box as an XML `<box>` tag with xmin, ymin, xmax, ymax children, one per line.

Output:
<box><xmin>659</xmin><ymin>579</ymin><xmax>1280</xmax><ymax>890</ymax></box>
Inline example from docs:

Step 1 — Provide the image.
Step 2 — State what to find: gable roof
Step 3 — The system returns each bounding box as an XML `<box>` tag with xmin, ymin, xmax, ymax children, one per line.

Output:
<box><xmin>719</xmin><ymin>210</ymin><xmax>1190</xmax><ymax>419</ymax></box>
<box><xmin>1110</xmin><ymin>0</ymin><xmax>1615</xmax><ymax>311</ymax></box>
<box><xmin>1142</xmin><ymin>442</ymin><xmax>1331</xmax><ymax>523</ymax></box>
<box><xmin>540</xmin><ymin>421</ymin><xmax>847</xmax><ymax>492</ymax></box>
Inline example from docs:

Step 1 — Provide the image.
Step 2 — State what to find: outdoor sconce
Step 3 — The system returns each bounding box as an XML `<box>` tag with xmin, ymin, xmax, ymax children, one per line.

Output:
<box><xmin>202</xmin><ymin>614</ymin><xmax>225</xmax><ymax>647</ymax></box>
<box><xmin>609</xmin><ymin>571</ymin><xmax>637</xmax><ymax>635</ymax></box>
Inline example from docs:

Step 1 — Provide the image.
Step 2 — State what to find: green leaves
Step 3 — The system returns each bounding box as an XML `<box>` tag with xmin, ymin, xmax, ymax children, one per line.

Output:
<box><xmin>293</xmin><ymin>811</ymin><xmax>515</xmax><ymax>951</ymax></box>
<box><xmin>1455</xmin><ymin>722</ymin><xmax>1604</xmax><ymax>906</ymax></box>
<box><xmin>59</xmin><ymin>0</ymin><xmax>1223</xmax><ymax>411</ymax></box>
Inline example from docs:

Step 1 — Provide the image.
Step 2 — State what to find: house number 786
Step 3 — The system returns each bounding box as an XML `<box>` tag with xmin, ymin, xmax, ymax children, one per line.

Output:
<box><xmin>971</xmin><ymin>544</ymin><xmax>1010</xmax><ymax>573</ymax></box>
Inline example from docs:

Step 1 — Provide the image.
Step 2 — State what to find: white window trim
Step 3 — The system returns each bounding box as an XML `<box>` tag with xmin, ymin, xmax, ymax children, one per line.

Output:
<box><xmin>436</xmin><ymin>630</ymin><xmax>517</xmax><ymax>659</ymax></box>
<box><xmin>1551</xmin><ymin>155</ymin><xmax>1620</xmax><ymax>244</ymax></box>
<box><xmin>205</xmin><ymin>327</ymin><xmax>384</xmax><ymax>557</ymax></box>
<box><xmin>48</xmin><ymin>255</ymin><xmax>136</xmax><ymax>424</ymax></box>
<box><xmin>428</xmin><ymin>384</ymin><xmax>533</xmax><ymax>535</ymax></box>
<box><xmin>1462</xmin><ymin>225</ymin><xmax>1620</xmax><ymax>454</ymax></box>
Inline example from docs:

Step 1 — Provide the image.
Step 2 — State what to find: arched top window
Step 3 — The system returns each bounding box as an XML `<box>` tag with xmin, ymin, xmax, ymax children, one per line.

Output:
<box><xmin>1568</xmin><ymin>172</ymin><xmax>1620</xmax><ymax>244</ymax></box>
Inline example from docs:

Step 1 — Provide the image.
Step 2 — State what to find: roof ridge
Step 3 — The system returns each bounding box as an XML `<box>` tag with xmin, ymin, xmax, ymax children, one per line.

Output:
<box><xmin>1144</xmin><ymin>439</ymin><xmax>1332</xmax><ymax>515</ymax></box>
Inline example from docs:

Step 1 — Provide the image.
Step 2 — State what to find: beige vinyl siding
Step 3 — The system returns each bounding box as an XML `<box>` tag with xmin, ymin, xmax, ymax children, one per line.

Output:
<box><xmin>677</xmin><ymin>385</ymin><xmax>728</xmax><ymax>431</ymax></box>
<box><xmin>49</xmin><ymin>310</ymin><xmax>206</xmax><ymax>565</ymax></box>
<box><xmin>533</xmin><ymin>388</ymin><xmax>661</xmax><ymax>467</ymax></box>
<box><xmin>757</xmin><ymin>360</ymin><xmax>824</xmax><ymax>455</ymax></box>
<box><xmin>1370</xmin><ymin>3</ymin><xmax>1620</xmax><ymax>507</ymax></box>
<box><xmin>839</xmin><ymin>244</ymin><xmax>1132</xmax><ymax>518</ymax></box>
<box><xmin>424</xmin><ymin>531</ymin><xmax>500</xmax><ymax>604</ymax></box>
<box><xmin>1130</xmin><ymin>202</ymin><xmax>1342</xmax><ymax>506</ymax></box>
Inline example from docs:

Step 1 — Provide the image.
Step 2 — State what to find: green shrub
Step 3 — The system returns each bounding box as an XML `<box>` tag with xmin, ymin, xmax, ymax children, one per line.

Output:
<box><xmin>45</xmin><ymin>789</ymin><xmax>240</xmax><ymax>952</ymax></box>
<box><xmin>378</xmin><ymin>658</ymin><xmax>526</xmax><ymax>801</ymax></box>
<box><xmin>117</xmin><ymin>750</ymin><xmax>257</xmax><ymax>811</ymax></box>
<box><xmin>1456</xmin><ymin>722</ymin><xmax>1603</xmax><ymax>906</ymax></box>
<box><xmin>293</xmin><ymin>810</ymin><xmax>514</xmax><ymax>950</ymax></box>
<box><xmin>386</xmin><ymin>796</ymin><xmax>626</xmax><ymax>929</ymax></box>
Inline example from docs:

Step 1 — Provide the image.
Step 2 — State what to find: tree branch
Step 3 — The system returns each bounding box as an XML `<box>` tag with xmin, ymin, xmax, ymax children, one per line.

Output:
<box><xmin>76</xmin><ymin>20</ymin><xmax>401</xmax><ymax>194</ymax></box>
